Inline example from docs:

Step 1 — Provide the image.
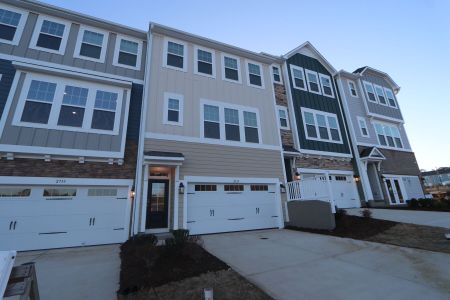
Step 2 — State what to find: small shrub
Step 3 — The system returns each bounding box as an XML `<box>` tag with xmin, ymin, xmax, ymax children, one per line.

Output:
<box><xmin>127</xmin><ymin>233</ymin><xmax>158</xmax><ymax>246</ymax></box>
<box><xmin>408</xmin><ymin>198</ymin><xmax>418</xmax><ymax>208</ymax></box>
<box><xmin>172</xmin><ymin>229</ymin><xmax>190</xmax><ymax>246</ymax></box>
<box><xmin>335</xmin><ymin>208</ymin><xmax>347</xmax><ymax>220</ymax></box>
<box><xmin>361</xmin><ymin>208</ymin><xmax>372</xmax><ymax>218</ymax></box>
<box><xmin>418</xmin><ymin>198</ymin><xmax>431</xmax><ymax>208</ymax></box>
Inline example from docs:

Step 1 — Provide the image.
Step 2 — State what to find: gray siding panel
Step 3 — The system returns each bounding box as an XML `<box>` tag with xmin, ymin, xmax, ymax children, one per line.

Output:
<box><xmin>32</xmin><ymin>129</ymin><xmax>49</xmax><ymax>147</ymax></box>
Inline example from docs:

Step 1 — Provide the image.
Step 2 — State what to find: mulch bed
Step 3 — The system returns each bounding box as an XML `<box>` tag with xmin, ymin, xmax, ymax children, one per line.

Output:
<box><xmin>380</xmin><ymin>207</ymin><xmax>450</xmax><ymax>212</ymax></box>
<box><xmin>118</xmin><ymin>235</ymin><xmax>228</xmax><ymax>295</ymax></box>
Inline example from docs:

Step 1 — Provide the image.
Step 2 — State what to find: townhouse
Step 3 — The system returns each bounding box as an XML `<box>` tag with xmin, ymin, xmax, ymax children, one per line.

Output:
<box><xmin>335</xmin><ymin>67</ymin><xmax>424</xmax><ymax>206</ymax></box>
<box><xmin>0</xmin><ymin>0</ymin><xmax>146</xmax><ymax>251</ymax></box>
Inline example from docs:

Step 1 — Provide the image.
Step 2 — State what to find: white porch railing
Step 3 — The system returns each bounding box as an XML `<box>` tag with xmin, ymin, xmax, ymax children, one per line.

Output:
<box><xmin>287</xmin><ymin>178</ymin><xmax>330</xmax><ymax>202</ymax></box>
<box><xmin>287</xmin><ymin>180</ymin><xmax>302</xmax><ymax>200</ymax></box>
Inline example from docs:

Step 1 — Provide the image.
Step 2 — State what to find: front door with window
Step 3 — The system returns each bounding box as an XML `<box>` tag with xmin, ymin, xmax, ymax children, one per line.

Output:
<box><xmin>385</xmin><ymin>178</ymin><xmax>405</xmax><ymax>205</ymax></box>
<box><xmin>146</xmin><ymin>180</ymin><xmax>169</xmax><ymax>229</ymax></box>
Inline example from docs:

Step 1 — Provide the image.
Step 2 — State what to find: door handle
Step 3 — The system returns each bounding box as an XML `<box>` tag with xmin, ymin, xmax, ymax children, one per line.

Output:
<box><xmin>256</xmin><ymin>207</ymin><xmax>260</xmax><ymax>214</ymax></box>
<box><xmin>89</xmin><ymin>218</ymin><xmax>92</xmax><ymax>226</ymax></box>
<box><xmin>209</xmin><ymin>210</ymin><xmax>214</xmax><ymax>217</ymax></box>
<box><xmin>13</xmin><ymin>221</ymin><xmax>17</xmax><ymax>230</ymax></box>
<box><xmin>9</xmin><ymin>221</ymin><xmax>13</xmax><ymax>230</ymax></box>
<box><xmin>93</xmin><ymin>217</ymin><xmax>95</xmax><ymax>226</ymax></box>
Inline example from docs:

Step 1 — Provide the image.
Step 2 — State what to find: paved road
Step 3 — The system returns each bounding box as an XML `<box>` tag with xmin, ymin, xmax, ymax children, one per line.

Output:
<box><xmin>347</xmin><ymin>208</ymin><xmax>450</xmax><ymax>229</ymax></box>
<box><xmin>203</xmin><ymin>229</ymin><xmax>450</xmax><ymax>300</ymax></box>
<box><xmin>15</xmin><ymin>244</ymin><xmax>120</xmax><ymax>300</ymax></box>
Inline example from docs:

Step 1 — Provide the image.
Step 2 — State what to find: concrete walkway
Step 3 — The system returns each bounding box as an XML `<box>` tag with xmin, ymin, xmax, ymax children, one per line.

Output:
<box><xmin>14</xmin><ymin>244</ymin><xmax>120</xmax><ymax>300</ymax></box>
<box><xmin>347</xmin><ymin>208</ymin><xmax>450</xmax><ymax>229</ymax></box>
<box><xmin>203</xmin><ymin>229</ymin><xmax>450</xmax><ymax>300</ymax></box>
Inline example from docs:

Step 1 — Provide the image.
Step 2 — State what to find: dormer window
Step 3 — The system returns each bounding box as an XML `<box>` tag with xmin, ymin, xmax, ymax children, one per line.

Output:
<box><xmin>374</xmin><ymin>85</ymin><xmax>387</xmax><ymax>105</ymax></box>
<box><xmin>319</xmin><ymin>74</ymin><xmax>334</xmax><ymax>98</ymax></box>
<box><xmin>30</xmin><ymin>16</ymin><xmax>70</xmax><ymax>54</ymax></box>
<box><xmin>290</xmin><ymin>65</ymin><xmax>306</xmax><ymax>91</ymax></box>
<box><xmin>305</xmin><ymin>70</ymin><xmax>321</xmax><ymax>94</ymax></box>
<box><xmin>384</xmin><ymin>88</ymin><xmax>397</xmax><ymax>108</ymax></box>
<box><xmin>348</xmin><ymin>80</ymin><xmax>358</xmax><ymax>97</ymax></box>
<box><xmin>363</xmin><ymin>82</ymin><xmax>377</xmax><ymax>102</ymax></box>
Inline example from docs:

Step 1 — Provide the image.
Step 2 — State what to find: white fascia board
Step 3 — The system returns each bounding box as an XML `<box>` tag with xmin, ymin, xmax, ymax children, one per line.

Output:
<box><xmin>0</xmin><ymin>176</ymin><xmax>133</xmax><ymax>186</ymax></box>
<box><xmin>184</xmin><ymin>176</ymin><xmax>280</xmax><ymax>184</ymax></box>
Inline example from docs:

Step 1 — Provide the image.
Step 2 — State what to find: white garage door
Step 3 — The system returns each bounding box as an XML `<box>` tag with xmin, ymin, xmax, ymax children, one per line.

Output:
<box><xmin>187</xmin><ymin>183</ymin><xmax>280</xmax><ymax>235</ymax></box>
<box><xmin>330</xmin><ymin>175</ymin><xmax>360</xmax><ymax>209</ymax></box>
<box><xmin>0</xmin><ymin>185</ymin><xmax>130</xmax><ymax>251</ymax></box>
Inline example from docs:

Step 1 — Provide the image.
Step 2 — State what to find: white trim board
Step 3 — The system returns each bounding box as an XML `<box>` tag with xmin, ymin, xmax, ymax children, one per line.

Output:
<box><xmin>0</xmin><ymin>176</ymin><xmax>132</xmax><ymax>186</ymax></box>
<box><xmin>0</xmin><ymin>144</ymin><xmax>124</xmax><ymax>159</ymax></box>
<box><xmin>184</xmin><ymin>176</ymin><xmax>280</xmax><ymax>184</ymax></box>
<box><xmin>297</xmin><ymin>168</ymin><xmax>354</xmax><ymax>175</ymax></box>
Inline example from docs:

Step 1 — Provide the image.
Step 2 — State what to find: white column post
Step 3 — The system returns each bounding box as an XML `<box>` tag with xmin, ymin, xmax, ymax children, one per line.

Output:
<box><xmin>140</xmin><ymin>164</ymin><xmax>149</xmax><ymax>233</ymax></box>
<box><xmin>325</xmin><ymin>171</ymin><xmax>336</xmax><ymax>213</ymax></box>
<box><xmin>173</xmin><ymin>166</ymin><xmax>180</xmax><ymax>230</ymax></box>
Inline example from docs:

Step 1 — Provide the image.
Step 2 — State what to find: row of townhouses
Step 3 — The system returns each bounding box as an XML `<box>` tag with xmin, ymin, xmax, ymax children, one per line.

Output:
<box><xmin>0</xmin><ymin>0</ymin><xmax>425</xmax><ymax>251</ymax></box>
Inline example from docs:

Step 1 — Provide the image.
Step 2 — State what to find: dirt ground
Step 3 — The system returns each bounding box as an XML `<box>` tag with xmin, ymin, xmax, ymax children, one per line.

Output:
<box><xmin>118</xmin><ymin>269</ymin><xmax>273</xmax><ymax>300</ymax></box>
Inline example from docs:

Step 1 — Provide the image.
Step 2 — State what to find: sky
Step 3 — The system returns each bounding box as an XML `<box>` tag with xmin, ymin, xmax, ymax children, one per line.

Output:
<box><xmin>41</xmin><ymin>0</ymin><xmax>450</xmax><ymax>171</ymax></box>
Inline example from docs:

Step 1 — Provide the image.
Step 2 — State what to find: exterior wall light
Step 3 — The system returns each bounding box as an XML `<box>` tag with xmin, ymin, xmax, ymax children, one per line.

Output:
<box><xmin>280</xmin><ymin>184</ymin><xmax>286</xmax><ymax>193</ymax></box>
<box><xmin>130</xmin><ymin>187</ymin><xmax>136</xmax><ymax>198</ymax></box>
<box><xmin>353</xmin><ymin>175</ymin><xmax>361</xmax><ymax>182</ymax></box>
<box><xmin>179</xmin><ymin>182</ymin><xmax>185</xmax><ymax>194</ymax></box>
<box><xmin>294</xmin><ymin>172</ymin><xmax>300</xmax><ymax>180</ymax></box>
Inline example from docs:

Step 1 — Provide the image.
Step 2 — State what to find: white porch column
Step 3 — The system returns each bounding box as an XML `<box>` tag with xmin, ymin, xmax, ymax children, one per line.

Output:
<box><xmin>173</xmin><ymin>166</ymin><xmax>180</xmax><ymax>230</ymax></box>
<box><xmin>140</xmin><ymin>164</ymin><xmax>149</xmax><ymax>233</ymax></box>
<box><xmin>325</xmin><ymin>172</ymin><xmax>336</xmax><ymax>213</ymax></box>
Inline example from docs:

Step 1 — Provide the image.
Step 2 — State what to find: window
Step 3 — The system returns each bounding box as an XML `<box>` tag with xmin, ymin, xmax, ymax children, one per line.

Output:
<box><xmin>302</xmin><ymin>108</ymin><xmax>342</xmax><ymax>143</ymax></box>
<box><xmin>74</xmin><ymin>26</ymin><xmax>108</xmax><ymax>62</ymax></box>
<box><xmin>222</xmin><ymin>54</ymin><xmax>240</xmax><ymax>82</ymax></box>
<box><xmin>30</xmin><ymin>16</ymin><xmax>70</xmax><ymax>54</ymax></box>
<box><xmin>224</xmin><ymin>184</ymin><xmax>244</xmax><ymax>192</ymax></box>
<box><xmin>335</xmin><ymin>176</ymin><xmax>347</xmax><ymax>181</ymax></box>
<box><xmin>374</xmin><ymin>84</ymin><xmax>387</xmax><ymax>105</ymax></box>
<box><xmin>363</xmin><ymin>82</ymin><xmax>377</xmax><ymax>102</ymax></box>
<box><xmin>250</xmin><ymin>185</ymin><xmax>268</xmax><ymax>191</ymax></box>
<box><xmin>44</xmin><ymin>188</ymin><xmax>77</xmax><ymax>197</ymax></box>
<box><xmin>87</xmin><ymin>188</ymin><xmax>118</xmax><ymax>197</ymax></box>
<box><xmin>272</xmin><ymin>65</ymin><xmax>282</xmax><ymax>84</ymax></box>
<box><xmin>113</xmin><ymin>35</ymin><xmax>142</xmax><ymax>70</ymax></box>
<box><xmin>20</xmin><ymin>80</ymin><xmax>56</xmax><ymax>124</ymax></box>
<box><xmin>243</xmin><ymin>111</ymin><xmax>259</xmax><ymax>143</ymax></box>
<box><xmin>0</xmin><ymin>5</ymin><xmax>27</xmax><ymax>45</ymax></box>
<box><xmin>195</xmin><ymin>185</ymin><xmax>217</xmax><ymax>192</ymax></box>
<box><xmin>348</xmin><ymin>80</ymin><xmax>358</xmax><ymax>97</ymax></box>
<box><xmin>246</xmin><ymin>61</ymin><xmax>264</xmax><ymax>88</ymax></box>
<box><xmin>277</xmin><ymin>106</ymin><xmax>289</xmax><ymax>129</ymax></box>
<box><xmin>57</xmin><ymin>85</ymin><xmax>88</xmax><ymax>128</ymax></box>
<box><xmin>203</xmin><ymin>104</ymin><xmax>220</xmax><ymax>139</ymax></box>
<box><xmin>357</xmin><ymin>117</ymin><xmax>369</xmax><ymax>137</ymax></box>
<box><xmin>225</xmin><ymin>108</ymin><xmax>240</xmax><ymax>141</ymax></box>
<box><xmin>374</xmin><ymin>122</ymin><xmax>403</xmax><ymax>148</ymax></box>
<box><xmin>290</xmin><ymin>65</ymin><xmax>306</xmax><ymax>91</ymax></box>
<box><xmin>0</xmin><ymin>187</ymin><xmax>31</xmax><ymax>197</ymax></box>
<box><xmin>384</xmin><ymin>88</ymin><xmax>397</xmax><ymax>108</ymax></box>
<box><xmin>319</xmin><ymin>74</ymin><xmax>334</xmax><ymax>98</ymax></box>
<box><xmin>164</xmin><ymin>39</ymin><xmax>186</xmax><ymax>70</ymax></box>
<box><xmin>91</xmin><ymin>90</ymin><xmax>118</xmax><ymax>131</ymax></box>
<box><xmin>305</xmin><ymin>70</ymin><xmax>321</xmax><ymax>94</ymax></box>
<box><xmin>194</xmin><ymin>46</ymin><xmax>215</xmax><ymax>77</ymax></box>
<box><xmin>163</xmin><ymin>92</ymin><xmax>183</xmax><ymax>126</ymax></box>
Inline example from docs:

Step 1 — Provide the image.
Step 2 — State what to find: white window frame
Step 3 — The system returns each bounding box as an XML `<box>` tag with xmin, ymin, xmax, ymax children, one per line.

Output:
<box><xmin>0</xmin><ymin>3</ymin><xmax>28</xmax><ymax>45</ymax></box>
<box><xmin>193</xmin><ymin>45</ymin><xmax>216</xmax><ymax>78</ymax></box>
<box><xmin>363</xmin><ymin>81</ymin><xmax>377</xmax><ymax>103</ymax></box>
<box><xmin>271</xmin><ymin>64</ymin><xmax>283</xmax><ymax>84</ymax></box>
<box><xmin>383</xmin><ymin>87</ymin><xmax>398</xmax><ymax>108</ymax></box>
<box><xmin>290</xmin><ymin>65</ymin><xmax>306</xmax><ymax>91</ymax></box>
<box><xmin>29</xmin><ymin>15</ymin><xmax>71</xmax><ymax>55</ymax></box>
<box><xmin>357</xmin><ymin>116</ymin><xmax>370</xmax><ymax>137</ymax></box>
<box><xmin>301</xmin><ymin>107</ymin><xmax>343</xmax><ymax>144</ymax></box>
<box><xmin>277</xmin><ymin>105</ymin><xmax>289</xmax><ymax>130</ymax></box>
<box><xmin>305</xmin><ymin>69</ymin><xmax>322</xmax><ymax>95</ymax></box>
<box><xmin>73</xmin><ymin>25</ymin><xmax>109</xmax><ymax>63</ymax></box>
<box><xmin>318</xmin><ymin>73</ymin><xmax>334</xmax><ymax>98</ymax></box>
<box><xmin>112</xmin><ymin>34</ymin><xmax>143</xmax><ymax>71</ymax></box>
<box><xmin>372</xmin><ymin>121</ymin><xmax>404</xmax><ymax>149</ymax></box>
<box><xmin>12</xmin><ymin>72</ymin><xmax>124</xmax><ymax>135</ymax></box>
<box><xmin>162</xmin><ymin>37</ymin><xmax>187</xmax><ymax>72</ymax></box>
<box><xmin>200</xmin><ymin>99</ymin><xmax>261</xmax><ymax>145</ymax></box>
<box><xmin>245</xmin><ymin>59</ymin><xmax>265</xmax><ymax>89</ymax></box>
<box><xmin>221</xmin><ymin>53</ymin><xmax>242</xmax><ymax>84</ymax></box>
<box><xmin>373</xmin><ymin>84</ymin><xmax>388</xmax><ymax>106</ymax></box>
<box><xmin>163</xmin><ymin>92</ymin><xmax>183</xmax><ymax>126</ymax></box>
<box><xmin>347</xmin><ymin>80</ymin><xmax>358</xmax><ymax>97</ymax></box>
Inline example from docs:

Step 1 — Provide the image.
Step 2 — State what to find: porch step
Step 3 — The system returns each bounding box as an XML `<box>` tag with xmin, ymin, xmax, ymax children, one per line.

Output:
<box><xmin>367</xmin><ymin>200</ymin><xmax>388</xmax><ymax>208</ymax></box>
<box><xmin>154</xmin><ymin>232</ymin><xmax>173</xmax><ymax>245</ymax></box>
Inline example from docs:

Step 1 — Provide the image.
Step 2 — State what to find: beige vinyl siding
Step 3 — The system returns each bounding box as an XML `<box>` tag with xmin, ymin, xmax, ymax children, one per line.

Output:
<box><xmin>146</xmin><ymin>33</ymin><xmax>280</xmax><ymax>147</ymax></box>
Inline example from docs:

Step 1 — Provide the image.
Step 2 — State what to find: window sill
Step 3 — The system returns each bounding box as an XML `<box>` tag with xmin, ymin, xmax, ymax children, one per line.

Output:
<box><xmin>12</xmin><ymin>121</ymin><xmax>119</xmax><ymax>136</ymax></box>
<box><xmin>163</xmin><ymin>64</ymin><xmax>187</xmax><ymax>73</ymax></box>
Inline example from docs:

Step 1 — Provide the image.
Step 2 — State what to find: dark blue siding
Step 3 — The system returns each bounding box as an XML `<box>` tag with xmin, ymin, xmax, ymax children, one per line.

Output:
<box><xmin>126</xmin><ymin>83</ymin><xmax>143</xmax><ymax>141</ymax></box>
<box><xmin>0</xmin><ymin>59</ymin><xmax>16</xmax><ymax>122</ymax></box>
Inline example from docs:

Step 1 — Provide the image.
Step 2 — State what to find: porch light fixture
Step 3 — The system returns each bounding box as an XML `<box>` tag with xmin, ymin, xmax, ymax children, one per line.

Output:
<box><xmin>130</xmin><ymin>186</ymin><xmax>136</xmax><ymax>198</ymax></box>
<box><xmin>280</xmin><ymin>184</ymin><xmax>286</xmax><ymax>194</ymax></box>
<box><xmin>353</xmin><ymin>175</ymin><xmax>361</xmax><ymax>182</ymax></box>
<box><xmin>179</xmin><ymin>182</ymin><xmax>185</xmax><ymax>194</ymax></box>
<box><xmin>294</xmin><ymin>172</ymin><xmax>300</xmax><ymax>180</ymax></box>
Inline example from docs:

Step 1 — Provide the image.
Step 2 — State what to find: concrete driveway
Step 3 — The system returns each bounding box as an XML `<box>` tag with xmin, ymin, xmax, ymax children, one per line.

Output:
<box><xmin>347</xmin><ymin>208</ymin><xmax>450</xmax><ymax>229</ymax></box>
<box><xmin>14</xmin><ymin>244</ymin><xmax>120</xmax><ymax>300</ymax></box>
<box><xmin>203</xmin><ymin>229</ymin><xmax>450</xmax><ymax>300</ymax></box>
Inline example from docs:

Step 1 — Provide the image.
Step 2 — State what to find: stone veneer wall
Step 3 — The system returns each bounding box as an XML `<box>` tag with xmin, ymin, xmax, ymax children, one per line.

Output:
<box><xmin>295</xmin><ymin>156</ymin><xmax>353</xmax><ymax>171</ymax></box>
<box><xmin>274</xmin><ymin>83</ymin><xmax>294</xmax><ymax>147</ymax></box>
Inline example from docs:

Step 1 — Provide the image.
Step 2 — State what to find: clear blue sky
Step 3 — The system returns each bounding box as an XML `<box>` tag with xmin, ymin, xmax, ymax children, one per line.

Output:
<box><xmin>42</xmin><ymin>0</ymin><xmax>450</xmax><ymax>171</ymax></box>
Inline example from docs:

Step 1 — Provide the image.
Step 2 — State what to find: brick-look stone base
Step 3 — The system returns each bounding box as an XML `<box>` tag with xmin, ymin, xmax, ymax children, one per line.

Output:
<box><xmin>0</xmin><ymin>140</ymin><xmax>138</xmax><ymax>179</ymax></box>
<box><xmin>281</xmin><ymin>130</ymin><xmax>294</xmax><ymax>147</ymax></box>
<box><xmin>295</xmin><ymin>156</ymin><xmax>353</xmax><ymax>171</ymax></box>
<box><xmin>274</xmin><ymin>83</ymin><xmax>288</xmax><ymax>106</ymax></box>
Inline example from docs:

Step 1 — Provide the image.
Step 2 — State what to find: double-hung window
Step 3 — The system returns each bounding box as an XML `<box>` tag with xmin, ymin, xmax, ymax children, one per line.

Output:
<box><xmin>277</xmin><ymin>106</ymin><xmax>289</xmax><ymax>129</ymax></box>
<box><xmin>224</xmin><ymin>108</ymin><xmax>240</xmax><ymax>141</ymax></box>
<box><xmin>302</xmin><ymin>108</ymin><xmax>342</xmax><ymax>143</ymax></box>
<box><xmin>357</xmin><ymin>117</ymin><xmax>369</xmax><ymax>137</ymax></box>
<box><xmin>164</xmin><ymin>39</ymin><xmax>186</xmax><ymax>70</ymax></box>
<box><xmin>114</xmin><ymin>36</ymin><xmax>141</xmax><ymax>69</ymax></box>
<box><xmin>163</xmin><ymin>92</ymin><xmax>183</xmax><ymax>126</ymax></box>
<box><xmin>57</xmin><ymin>85</ymin><xmax>88</xmax><ymax>127</ymax></box>
<box><xmin>195</xmin><ymin>47</ymin><xmax>215</xmax><ymax>77</ymax></box>
<box><xmin>20</xmin><ymin>80</ymin><xmax>56</xmax><ymax>124</ymax></box>
<box><xmin>374</xmin><ymin>84</ymin><xmax>387</xmax><ymax>105</ymax></box>
<box><xmin>272</xmin><ymin>65</ymin><xmax>282</xmax><ymax>84</ymax></box>
<box><xmin>348</xmin><ymin>80</ymin><xmax>358</xmax><ymax>97</ymax></box>
<box><xmin>92</xmin><ymin>91</ymin><xmax>118</xmax><ymax>131</ymax></box>
<box><xmin>203</xmin><ymin>104</ymin><xmax>220</xmax><ymax>139</ymax></box>
<box><xmin>305</xmin><ymin>70</ymin><xmax>321</xmax><ymax>94</ymax></box>
<box><xmin>363</xmin><ymin>82</ymin><xmax>377</xmax><ymax>102</ymax></box>
<box><xmin>0</xmin><ymin>5</ymin><xmax>27</xmax><ymax>45</ymax></box>
<box><xmin>290</xmin><ymin>65</ymin><xmax>306</xmax><ymax>90</ymax></box>
<box><xmin>374</xmin><ymin>123</ymin><xmax>403</xmax><ymax>148</ymax></box>
<box><xmin>74</xmin><ymin>26</ymin><xmax>108</xmax><ymax>62</ymax></box>
<box><xmin>384</xmin><ymin>88</ymin><xmax>397</xmax><ymax>108</ymax></box>
<box><xmin>243</xmin><ymin>111</ymin><xmax>259</xmax><ymax>143</ymax></box>
<box><xmin>30</xmin><ymin>16</ymin><xmax>70</xmax><ymax>54</ymax></box>
<box><xmin>319</xmin><ymin>74</ymin><xmax>334</xmax><ymax>98</ymax></box>
<box><xmin>247</xmin><ymin>61</ymin><xmax>264</xmax><ymax>88</ymax></box>
<box><xmin>223</xmin><ymin>55</ymin><xmax>240</xmax><ymax>82</ymax></box>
